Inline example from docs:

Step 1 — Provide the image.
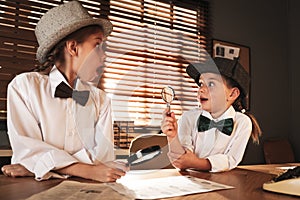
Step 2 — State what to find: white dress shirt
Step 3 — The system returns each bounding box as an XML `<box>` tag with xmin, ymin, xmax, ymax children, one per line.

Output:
<box><xmin>177</xmin><ymin>106</ymin><xmax>252</xmax><ymax>172</ymax></box>
<box><xmin>7</xmin><ymin>66</ymin><xmax>114</xmax><ymax>180</ymax></box>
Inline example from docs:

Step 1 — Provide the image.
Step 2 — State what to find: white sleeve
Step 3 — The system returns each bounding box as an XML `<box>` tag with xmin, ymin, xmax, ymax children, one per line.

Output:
<box><xmin>92</xmin><ymin>94</ymin><xmax>114</xmax><ymax>162</ymax></box>
<box><xmin>7</xmin><ymin>78</ymin><xmax>78</xmax><ymax>180</ymax></box>
<box><xmin>177</xmin><ymin>111</ymin><xmax>196</xmax><ymax>152</ymax></box>
<box><xmin>207</xmin><ymin>115</ymin><xmax>252</xmax><ymax>172</ymax></box>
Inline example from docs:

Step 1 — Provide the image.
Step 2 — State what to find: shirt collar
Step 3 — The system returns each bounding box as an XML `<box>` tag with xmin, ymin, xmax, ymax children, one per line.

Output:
<box><xmin>49</xmin><ymin>66</ymin><xmax>93</xmax><ymax>98</ymax></box>
<box><xmin>201</xmin><ymin>106</ymin><xmax>235</xmax><ymax>121</ymax></box>
<box><xmin>49</xmin><ymin>66</ymin><xmax>71</xmax><ymax>98</ymax></box>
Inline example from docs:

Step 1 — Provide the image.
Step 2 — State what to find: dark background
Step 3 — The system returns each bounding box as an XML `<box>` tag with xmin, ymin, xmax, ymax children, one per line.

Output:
<box><xmin>212</xmin><ymin>0</ymin><xmax>300</xmax><ymax>164</ymax></box>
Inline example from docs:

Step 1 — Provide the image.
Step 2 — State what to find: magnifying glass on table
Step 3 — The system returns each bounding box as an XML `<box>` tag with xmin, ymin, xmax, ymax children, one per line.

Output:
<box><xmin>127</xmin><ymin>145</ymin><xmax>162</xmax><ymax>166</ymax></box>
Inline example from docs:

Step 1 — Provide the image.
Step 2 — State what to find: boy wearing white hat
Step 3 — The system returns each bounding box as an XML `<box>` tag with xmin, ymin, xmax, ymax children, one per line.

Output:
<box><xmin>2</xmin><ymin>1</ymin><xmax>128</xmax><ymax>182</ymax></box>
<box><xmin>161</xmin><ymin>57</ymin><xmax>262</xmax><ymax>172</ymax></box>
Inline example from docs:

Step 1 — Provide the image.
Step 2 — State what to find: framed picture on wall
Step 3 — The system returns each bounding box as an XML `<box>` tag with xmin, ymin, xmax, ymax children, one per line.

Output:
<box><xmin>212</xmin><ymin>39</ymin><xmax>251</xmax><ymax>110</ymax></box>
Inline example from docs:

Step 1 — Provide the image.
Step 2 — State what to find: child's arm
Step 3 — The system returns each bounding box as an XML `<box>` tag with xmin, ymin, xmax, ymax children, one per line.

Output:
<box><xmin>55</xmin><ymin>161</ymin><xmax>127</xmax><ymax>182</ymax></box>
<box><xmin>170</xmin><ymin>150</ymin><xmax>211</xmax><ymax>171</ymax></box>
<box><xmin>161</xmin><ymin>109</ymin><xmax>185</xmax><ymax>158</ymax></box>
<box><xmin>161</xmin><ymin>109</ymin><xmax>212</xmax><ymax>171</ymax></box>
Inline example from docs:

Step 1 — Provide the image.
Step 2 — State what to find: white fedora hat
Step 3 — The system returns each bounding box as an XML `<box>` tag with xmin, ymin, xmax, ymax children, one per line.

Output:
<box><xmin>35</xmin><ymin>1</ymin><xmax>113</xmax><ymax>63</ymax></box>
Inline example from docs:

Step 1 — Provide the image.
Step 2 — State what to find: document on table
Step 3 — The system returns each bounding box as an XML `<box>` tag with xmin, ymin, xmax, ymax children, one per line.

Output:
<box><xmin>106</xmin><ymin>169</ymin><xmax>234</xmax><ymax>199</ymax></box>
<box><xmin>25</xmin><ymin>181</ymin><xmax>132</xmax><ymax>200</ymax></box>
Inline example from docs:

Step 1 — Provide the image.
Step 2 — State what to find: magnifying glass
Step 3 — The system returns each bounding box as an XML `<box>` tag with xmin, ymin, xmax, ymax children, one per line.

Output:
<box><xmin>161</xmin><ymin>86</ymin><xmax>175</xmax><ymax>116</ymax></box>
<box><xmin>127</xmin><ymin>145</ymin><xmax>162</xmax><ymax>166</ymax></box>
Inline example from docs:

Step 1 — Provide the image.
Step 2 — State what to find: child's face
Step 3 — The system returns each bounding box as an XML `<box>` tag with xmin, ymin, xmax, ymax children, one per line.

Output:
<box><xmin>197</xmin><ymin>73</ymin><xmax>234</xmax><ymax>118</ymax></box>
<box><xmin>76</xmin><ymin>31</ymin><xmax>106</xmax><ymax>83</ymax></box>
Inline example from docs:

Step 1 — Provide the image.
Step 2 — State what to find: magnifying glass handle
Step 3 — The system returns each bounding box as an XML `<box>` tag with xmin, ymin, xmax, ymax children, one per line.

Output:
<box><xmin>166</xmin><ymin>104</ymin><xmax>171</xmax><ymax>116</ymax></box>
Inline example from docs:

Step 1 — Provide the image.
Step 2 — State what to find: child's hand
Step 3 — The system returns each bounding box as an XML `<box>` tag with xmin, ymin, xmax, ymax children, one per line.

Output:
<box><xmin>170</xmin><ymin>150</ymin><xmax>198</xmax><ymax>170</ymax></box>
<box><xmin>169</xmin><ymin>150</ymin><xmax>211</xmax><ymax>171</ymax></box>
<box><xmin>87</xmin><ymin>161</ymin><xmax>128</xmax><ymax>182</ymax></box>
<box><xmin>55</xmin><ymin>161</ymin><xmax>128</xmax><ymax>183</ymax></box>
<box><xmin>161</xmin><ymin>108</ymin><xmax>178</xmax><ymax>138</ymax></box>
<box><xmin>168</xmin><ymin>151</ymin><xmax>184</xmax><ymax>163</ymax></box>
<box><xmin>1</xmin><ymin>164</ymin><xmax>34</xmax><ymax>177</ymax></box>
<box><xmin>106</xmin><ymin>160</ymin><xmax>130</xmax><ymax>172</ymax></box>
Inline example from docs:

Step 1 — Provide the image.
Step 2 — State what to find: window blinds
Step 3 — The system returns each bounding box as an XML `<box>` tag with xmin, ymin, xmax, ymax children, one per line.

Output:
<box><xmin>104</xmin><ymin>0</ymin><xmax>211</xmax><ymax>125</ymax></box>
<box><xmin>0</xmin><ymin>0</ymin><xmax>211</xmax><ymax>125</ymax></box>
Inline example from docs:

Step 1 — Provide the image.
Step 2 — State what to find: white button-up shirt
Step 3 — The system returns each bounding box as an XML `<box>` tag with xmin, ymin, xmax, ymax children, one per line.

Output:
<box><xmin>7</xmin><ymin>66</ymin><xmax>114</xmax><ymax>180</ymax></box>
<box><xmin>177</xmin><ymin>106</ymin><xmax>252</xmax><ymax>172</ymax></box>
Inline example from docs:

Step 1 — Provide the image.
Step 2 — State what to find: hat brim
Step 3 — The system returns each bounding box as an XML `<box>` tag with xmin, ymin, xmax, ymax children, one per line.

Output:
<box><xmin>186</xmin><ymin>58</ymin><xmax>220</xmax><ymax>83</ymax></box>
<box><xmin>36</xmin><ymin>18</ymin><xmax>112</xmax><ymax>64</ymax></box>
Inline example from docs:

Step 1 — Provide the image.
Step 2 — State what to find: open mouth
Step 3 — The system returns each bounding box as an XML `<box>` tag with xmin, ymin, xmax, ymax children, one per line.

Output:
<box><xmin>200</xmin><ymin>97</ymin><xmax>208</xmax><ymax>103</ymax></box>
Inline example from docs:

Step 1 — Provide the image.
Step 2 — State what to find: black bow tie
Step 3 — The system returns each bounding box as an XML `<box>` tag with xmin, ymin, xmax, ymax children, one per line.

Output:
<box><xmin>54</xmin><ymin>81</ymin><xmax>89</xmax><ymax>106</ymax></box>
<box><xmin>197</xmin><ymin>115</ymin><xmax>234</xmax><ymax>136</ymax></box>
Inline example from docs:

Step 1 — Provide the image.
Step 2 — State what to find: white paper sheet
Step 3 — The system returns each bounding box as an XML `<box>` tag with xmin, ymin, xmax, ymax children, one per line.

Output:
<box><xmin>107</xmin><ymin>169</ymin><xmax>234</xmax><ymax>199</ymax></box>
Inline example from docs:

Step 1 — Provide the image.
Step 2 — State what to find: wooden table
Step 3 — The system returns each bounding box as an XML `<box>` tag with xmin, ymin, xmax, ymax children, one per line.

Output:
<box><xmin>0</xmin><ymin>164</ymin><xmax>299</xmax><ymax>200</ymax></box>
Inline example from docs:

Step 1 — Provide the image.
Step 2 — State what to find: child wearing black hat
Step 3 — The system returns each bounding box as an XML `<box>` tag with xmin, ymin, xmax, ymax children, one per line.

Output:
<box><xmin>161</xmin><ymin>57</ymin><xmax>262</xmax><ymax>172</ymax></box>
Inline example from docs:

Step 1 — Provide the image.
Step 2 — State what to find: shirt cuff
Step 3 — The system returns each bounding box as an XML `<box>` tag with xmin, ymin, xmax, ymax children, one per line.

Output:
<box><xmin>32</xmin><ymin>150</ymin><xmax>78</xmax><ymax>179</ymax></box>
<box><xmin>207</xmin><ymin>154</ymin><xmax>231</xmax><ymax>172</ymax></box>
<box><xmin>35</xmin><ymin>171</ymin><xmax>70</xmax><ymax>181</ymax></box>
